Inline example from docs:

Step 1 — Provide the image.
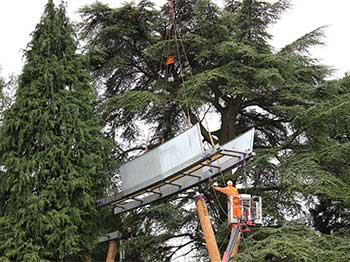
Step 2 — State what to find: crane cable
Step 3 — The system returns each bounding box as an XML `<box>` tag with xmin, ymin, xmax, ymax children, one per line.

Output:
<box><xmin>164</xmin><ymin>0</ymin><xmax>248</xmax><ymax>232</ymax></box>
<box><xmin>165</xmin><ymin>1</ymin><xmax>249</xmax><ymax>193</ymax></box>
<box><xmin>165</xmin><ymin>2</ymin><xmax>230</xmax><ymax>229</ymax></box>
<box><xmin>162</xmin><ymin>0</ymin><xmax>192</xmax><ymax>126</ymax></box>
<box><xmin>166</xmin><ymin>2</ymin><xmax>227</xmax><ymax>194</ymax></box>
<box><xmin>158</xmin><ymin>6</ymin><xmax>173</xmax><ymax>95</ymax></box>
<box><xmin>166</xmin><ymin>2</ymin><xmax>228</xmax><ymax>228</ymax></box>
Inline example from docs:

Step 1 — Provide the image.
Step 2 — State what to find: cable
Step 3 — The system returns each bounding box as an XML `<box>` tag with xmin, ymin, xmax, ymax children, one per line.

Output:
<box><xmin>243</xmin><ymin>153</ymin><xmax>248</xmax><ymax>194</ymax></box>
<box><xmin>219</xmin><ymin>227</ymin><xmax>232</xmax><ymax>251</ymax></box>
<box><xmin>211</xmin><ymin>187</ymin><xmax>231</xmax><ymax>231</ymax></box>
<box><xmin>175</xmin><ymin>28</ymin><xmax>192</xmax><ymax>76</ymax></box>
<box><xmin>203</xmin><ymin>114</ymin><xmax>226</xmax><ymax>185</ymax></box>
<box><xmin>158</xmin><ymin>19</ymin><xmax>171</xmax><ymax>81</ymax></box>
<box><xmin>162</xmin><ymin>0</ymin><xmax>192</xmax><ymax>127</ymax></box>
<box><xmin>164</xmin><ymin>0</ymin><xmax>231</xmax><ymax>232</ymax></box>
<box><xmin>173</xmin><ymin>21</ymin><xmax>192</xmax><ymax>126</ymax></box>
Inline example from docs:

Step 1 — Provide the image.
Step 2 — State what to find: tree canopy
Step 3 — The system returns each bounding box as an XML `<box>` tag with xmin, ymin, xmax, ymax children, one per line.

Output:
<box><xmin>80</xmin><ymin>0</ymin><xmax>350</xmax><ymax>260</ymax></box>
<box><xmin>0</xmin><ymin>1</ymin><xmax>114</xmax><ymax>260</ymax></box>
<box><xmin>0</xmin><ymin>0</ymin><xmax>348</xmax><ymax>261</ymax></box>
<box><xmin>0</xmin><ymin>74</ymin><xmax>5</xmax><ymax>122</ymax></box>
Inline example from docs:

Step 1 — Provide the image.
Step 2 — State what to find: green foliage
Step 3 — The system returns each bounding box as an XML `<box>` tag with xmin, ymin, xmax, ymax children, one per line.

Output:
<box><xmin>0</xmin><ymin>1</ymin><xmax>114</xmax><ymax>260</ymax></box>
<box><xmin>0</xmin><ymin>74</ymin><xmax>13</xmax><ymax>125</ymax></box>
<box><xmin>116</xmin><ymin>194</ymin><xmax>201</xmax><ymax>262</ymax></box>
<box><xmin>0</xmin><ymin>76</ymin><xmax>5</xmax><ymax>123</ymax></box>
<box><xmin>234</xmin><ymin>223</ymin><xmax>350</xmax><ymax>262</ymax></box>
<box><xmin>228</xmin><ymin>0</ymin><xmax>290</xmax><ymax>51</ymax></box>
<box><xmin>79</xmin><ymin>0</ymin><xmax>350</xmax><ymax>260</ymax></box>
<box><xmin>80</xmin><ymin>0</ymin><xmax>187</xmax><ymax>143</ymax></box>
<box><xmin>285</xmin><ymin>75</ymin><xmax>350</xmax><ymax>234</ymax></box>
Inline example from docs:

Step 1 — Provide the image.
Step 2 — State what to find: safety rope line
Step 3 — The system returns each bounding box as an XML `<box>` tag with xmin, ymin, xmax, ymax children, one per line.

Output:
<box><xmin>159</xmin><ymin>19</ymin><xmax>173</xmax><ymax>94</ymax></box>
<box><xmin>173</xmin><ymin>26</ymin><xmax>194</xmax><ymax>126</ymax></box>
<box><xmin>210</xmin><ymin>188</ymin><xmax>231</xmax><ymax>231</ymax></box>
<box><xmin>175</xmin><ymin>29</ymin><xmax>192</xmax><ymax>76</ymax></box>
<box><xmin>203</xmin><ymin>113</ymin><xmax>225</xmax><ymax>184</ymax></box>
<box><xmin>158</xmin><ymin>30</ymin><xmax>169</xmax><ymax>81</ymax></box>
<box><xmin>243</xmin><ymin>152</ymin><xmax>248</xmax><ymax>194</ymax></box>
<box><xmin>202</xmin><ymin>114</ymin><xmax>231</xmax><ymax>229</ymax></box>
<box><xmin>173</xmin><ymin>23</ymin><xmax>192</xmax><ymax>126</ymax></box>
<box><xmin>164</xmin><ymin>1</ymin><xmax>244</xmax><ymax>234</ymax></box>
<box><xmin>219</xmin><ymin>227</ymin><xmax>232</xmax><ymax>250</ymax></box>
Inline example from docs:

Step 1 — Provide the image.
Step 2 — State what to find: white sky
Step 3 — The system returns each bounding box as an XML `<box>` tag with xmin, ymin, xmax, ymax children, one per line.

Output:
<box><xmin>0</xmin><ymin>0</ymin><xmax>349</xmax><ymax>79</ymax></box>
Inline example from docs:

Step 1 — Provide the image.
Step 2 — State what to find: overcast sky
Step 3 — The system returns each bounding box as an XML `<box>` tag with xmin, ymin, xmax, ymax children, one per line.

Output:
<box><xmin>0</xmin><ymin>0</ymin><xmax>349</xmax><ymax>79</ymax></box>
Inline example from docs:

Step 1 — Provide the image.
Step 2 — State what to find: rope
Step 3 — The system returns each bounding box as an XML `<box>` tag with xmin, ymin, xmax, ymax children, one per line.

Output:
<box><xmin>173</xmin><ymin>22</ymin><xmax>192</xmax><ymax>126</ymax></box>
<box><xmin>164</xmin><ymin>1</ymin><xmax>233</xmax><ymax>233</ymax></box>
<box><xmin>161</xmin><ymin>0</ymin><xmax>192</xmax><ymax>127</ymax></box>
<box><xmin>158</xmin><ymin>32</ymin><xmax>167</xmax><ymax>80</ymax></box>
<box><xmin>203</xmin><ymin>114</ymin><xmax>226</xmax><ymax>184</ymax></box>
<box><xmin>158</xmin><ymin>17</ymin><xmax>173</xmax><ymax>97</ymax></box>
<box><xmin>175</xmin><ymin>29</ymin><xmax>192</xmax><ymax>76</ymax></box>
<box><xmin>202</xmin><ymin>109</ymin><xmax>230</xmax><ymax>227</ymax></box>
<box><xmin>219</xmin><ymin>226</ymin><xmax>232</xmax><ymax>250</ymax></box>
<box><xmin>174</xmin><ymin>26</ymin><xmax>193</xmax><ymax>126</ymax></box>
<box><xmin>203</xmin><ymin>110</ymin><xmax>215</xmax><ymax>147</ymax></box>
<box><xmin>243</xmin><ymin>153</ymin><xmax>248</xmax><ymax>194</ymax></box>
<box><xmin>211</xmin><ymin>187</ymin><xmax>231</xmax><ymax>231</ymax></box>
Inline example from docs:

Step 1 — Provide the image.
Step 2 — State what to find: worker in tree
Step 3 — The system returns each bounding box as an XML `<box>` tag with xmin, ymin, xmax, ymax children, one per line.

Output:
<box><xmin>166</xmin><ymin>54</ymin><xmax>175</xmax><ymax>80</ymax></box>
<box><xmin>213</xmin><ymin>180</ymin><xmax>242</xmax><ymax>219</ymax></box>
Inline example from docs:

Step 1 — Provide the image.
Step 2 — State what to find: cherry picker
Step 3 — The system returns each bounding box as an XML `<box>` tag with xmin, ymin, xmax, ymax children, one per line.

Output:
<box><xmin>196</xmin><ymin>180</ymin><xmax>262</xmax><ymax>261</ymax></box>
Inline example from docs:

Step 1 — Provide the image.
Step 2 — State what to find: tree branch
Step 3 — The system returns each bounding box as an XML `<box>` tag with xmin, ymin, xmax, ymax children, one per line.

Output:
<box><xmin>189</xmin><ymin>110</ymin><xmax>219</xmax><ymax>144</ymax></box>
<box><xmin>116</xmin><ymin>145</ymin><xmax>146</xmax><ymax>159</ymax></box>
<box><xmin>169</xmin><ymin>240</ymin><xmax>195</xmax><ymax>260</ymax></box>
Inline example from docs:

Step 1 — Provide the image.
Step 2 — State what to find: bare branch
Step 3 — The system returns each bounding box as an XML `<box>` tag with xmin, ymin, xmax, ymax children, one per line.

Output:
<box><xmin>169</xmin><ymin>240</ymin><xmax>195</xmax><ymax>260</ymax></box>
<box><xmin>189</xmin><ymin>110</ymin><xmax>219</xmax><ymax>144</ymax></box>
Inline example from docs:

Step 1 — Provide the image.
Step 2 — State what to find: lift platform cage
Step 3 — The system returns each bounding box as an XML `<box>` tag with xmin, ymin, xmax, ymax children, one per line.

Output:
<box><xmin>227</xmin><ymin>194</ymin><xmax>262</xmax><ymax>225</ymax></box>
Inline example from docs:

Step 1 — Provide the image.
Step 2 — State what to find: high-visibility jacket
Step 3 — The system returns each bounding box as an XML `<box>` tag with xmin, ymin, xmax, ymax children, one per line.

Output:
<box><xmin>166</xmin><ymin>55</ymin><xmax>175</xmax><ymax>65</ymax></box>
<box><xmin>213</xmin><ymin>185</ymin><xmax>242</xmax><ymax>218</ymax></box>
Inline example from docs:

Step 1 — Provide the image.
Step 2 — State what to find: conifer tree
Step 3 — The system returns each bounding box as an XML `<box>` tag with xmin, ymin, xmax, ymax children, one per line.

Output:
<box><xmin>80</xmin><ymin>0</ymin><xmax>350</xmax><ymax>260</ymax></box>
<box><xmin>0</xmin><ymin>74</ymin><xmax>14</xmax><ymax>126</ymax></box>
<box><xmin>0</xmin><ymin>1</ymin><xmax>114</xmax><ymax>261</ymax></box>
<box><xmin>0</xmin><ymin>75</ymin><xmax>5</xmax><ymax>122</ymax></box>
<box><xmin>289</xmin><ymin>74</ymin><xmax>350</xmax><ymax>235</ymax></box>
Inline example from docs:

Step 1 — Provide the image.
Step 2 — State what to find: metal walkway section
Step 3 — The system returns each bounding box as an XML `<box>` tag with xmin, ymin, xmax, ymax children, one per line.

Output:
<box><xmin>98</xmin><ymin>231</ymin><xmax>122</xmax><ymax>243</ymax></box>
<box><xmin>97</xmin><ymin>124</ymin><xmax>255</xmax><ymax>215</ymax></box>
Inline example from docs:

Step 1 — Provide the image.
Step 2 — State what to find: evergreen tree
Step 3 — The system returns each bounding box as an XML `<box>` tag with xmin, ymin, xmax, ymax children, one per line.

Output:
<box><xmin>232</xmin><ymin>70</ymin><xmax>350</xmax><ymax>261</ymax></box>
<box><xmin>80</xmin><ymin>0</ymin><xmax>350</xmax><ymax>260</ymax></box>
<box><xmin>235</xmin><ymin>223</ymin><xmax>350</xmax><ymax>261</ymax></box>
<box><xmin>0</xmin><ymin>1</ymin><xmax>114</xmax><ymax>261</ymax></box>
<box><xmin>0</xmin><ymin>74</ymin><xmax>5</xmax><ymax>122</ymax></box>
<box><xmin>0</xmin><ymin>74</ymin><xmax>15</xmax><ymax>126</ymax></box>
<box><xmin>289</xmin><ymin>74</ymin><xmax>350</xmax><ymax>235</ymax></box>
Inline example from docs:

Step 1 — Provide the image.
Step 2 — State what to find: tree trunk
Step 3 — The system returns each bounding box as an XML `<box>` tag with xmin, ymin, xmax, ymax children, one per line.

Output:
<box><xmin>219</xmin><ymin>98</ymin><xmax>242</xmax><ymax>144</ymax></box>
